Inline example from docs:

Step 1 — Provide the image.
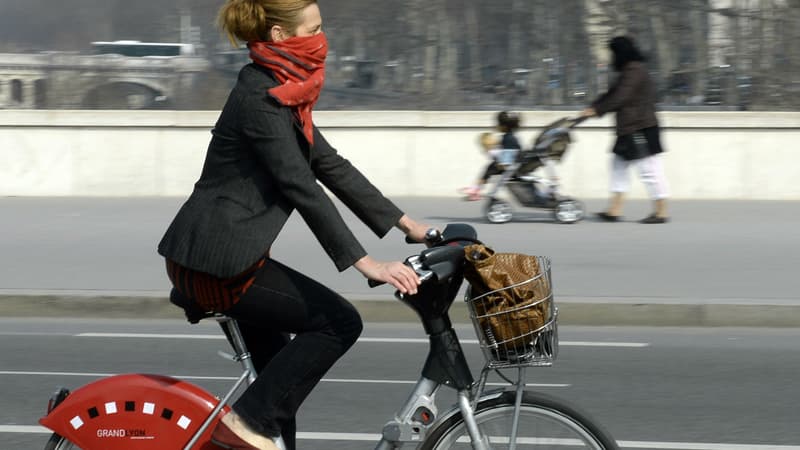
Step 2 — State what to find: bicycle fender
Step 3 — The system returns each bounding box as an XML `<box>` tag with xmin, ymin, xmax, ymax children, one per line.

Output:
<box><xmin>39</xmin><ymin>373</ymin><xmax>228</xmax><ymax>449</ymax></box>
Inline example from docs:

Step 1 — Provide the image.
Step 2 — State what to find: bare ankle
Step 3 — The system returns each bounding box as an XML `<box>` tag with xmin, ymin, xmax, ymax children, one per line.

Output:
<box><xmin>221</xmin><ymin>412</ymin><xmax>277</xmax><ymax>449</ymax></box>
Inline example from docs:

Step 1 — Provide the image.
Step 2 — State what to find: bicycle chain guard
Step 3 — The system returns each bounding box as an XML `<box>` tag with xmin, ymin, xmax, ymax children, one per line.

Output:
<box><xmin>39</xmin><ymin>373</ymin><xmax>228</xmax><ymax>449</ymax></box>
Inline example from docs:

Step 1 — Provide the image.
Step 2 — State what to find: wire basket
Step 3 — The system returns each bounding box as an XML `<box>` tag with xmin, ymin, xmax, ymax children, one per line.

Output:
<box><xmin>465</xmin><ymin>256</ymin><xmax>558</xmax><ymax>368</ymax></box>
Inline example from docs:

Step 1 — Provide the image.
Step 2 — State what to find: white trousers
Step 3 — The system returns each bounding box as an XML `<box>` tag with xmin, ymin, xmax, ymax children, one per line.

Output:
<box><xmin>610</xmin><ymin>153</ymin><xmax>670</xmax><ymax>199</ymax></box>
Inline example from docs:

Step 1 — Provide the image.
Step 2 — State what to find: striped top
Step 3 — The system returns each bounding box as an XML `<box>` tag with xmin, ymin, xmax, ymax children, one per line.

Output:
<box><xmin>166</xmin><ymin>256</ymin><xmax>267</xmax><ymax>312</ymax></box>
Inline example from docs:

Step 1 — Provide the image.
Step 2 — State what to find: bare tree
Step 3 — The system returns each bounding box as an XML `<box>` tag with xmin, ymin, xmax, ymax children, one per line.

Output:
<box><xmin>464</xmin><ymin>3</ymin><xmax>482</xmax><ymax>86</ymax></box>
<box><xmin>4</xmin><ymin>0</ymin><xmax>799</xmax><ymax>110</ymax></box>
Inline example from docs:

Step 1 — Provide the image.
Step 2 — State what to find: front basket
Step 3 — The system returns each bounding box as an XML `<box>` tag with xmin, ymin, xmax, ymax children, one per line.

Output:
<box><xmin>465</xmin><ymin>256</ymin><xmax>558</xmax><ymax>368</ymax></box>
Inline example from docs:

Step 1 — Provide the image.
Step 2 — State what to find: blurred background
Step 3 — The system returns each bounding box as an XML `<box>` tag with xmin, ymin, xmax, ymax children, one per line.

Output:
<box><xmin>0</xmin><ymin>0</ymin><xmax>798</xmax><ymax>111</ymax></box>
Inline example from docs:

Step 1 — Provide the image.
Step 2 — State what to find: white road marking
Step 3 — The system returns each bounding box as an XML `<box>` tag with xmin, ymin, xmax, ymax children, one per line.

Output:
<box><xmin>0</xmin><ymin>370</ymin><xmax>115</xmax><ymax>378</ymax></box>
<box><xmin>615</xmin><ymin>442</ymin><xmax>800</xmax><ymax>450</ymax></box>
<box><xmin>0</xmin><ymin>425</ymin><xmax>46</xmax><ymax>434</ymax></box>
<box><xmin>1</xmin><ymin>426</ymin><xmax>797</xmax><ymax>449</ymax></box>
<box><xmin>360</xmin><ymin>337</ymin><xmax>649</xmax><ymax>347</ymax></box>
<box><xmin>77</xmin><ymin>333</ymin><xmax>222</xmax><ymax>339</ymax></box>
<box><xmin>74</xmin><ymin>333</ymin><xmax>649</xmax><ymax>347</ymax></box>
<box><xmin>318</xmin><ymin>378</ymin><xmax>569</xmax><ymax>388</ymax></box>
<box><xmin>0</xmin><ymin>371</ymin><xmax>569</xmax><ymax>388</ymax></box>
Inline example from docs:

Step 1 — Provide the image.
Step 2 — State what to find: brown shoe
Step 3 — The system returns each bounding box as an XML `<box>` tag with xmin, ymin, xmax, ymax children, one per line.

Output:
<box><xmin>211</xmin><ymin>420</ymin><xmax>261</xmax><ymax>450</ymax></box>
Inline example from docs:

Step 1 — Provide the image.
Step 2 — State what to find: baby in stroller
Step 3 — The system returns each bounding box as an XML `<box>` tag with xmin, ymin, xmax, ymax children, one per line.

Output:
<box><xmin>462</xmin><ymin>111</ymin><xmax>523</xmax><ymax>201</ymax></box>
<box><xmin>509</xmin><ymin>117</ymin><xmax>573</xmax><ymax>199</ymax></box>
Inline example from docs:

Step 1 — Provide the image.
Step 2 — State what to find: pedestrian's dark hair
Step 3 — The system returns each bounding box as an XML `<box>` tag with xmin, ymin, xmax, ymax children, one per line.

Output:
<box><xmin>496</xmin><ymin>110</ymin><xmax>520</xmax><ymax>131</ymax></box>
<box><xmin>609</xmin><ymin>36</ymin><xmax>645</xmax><ymax>71</ymax></box>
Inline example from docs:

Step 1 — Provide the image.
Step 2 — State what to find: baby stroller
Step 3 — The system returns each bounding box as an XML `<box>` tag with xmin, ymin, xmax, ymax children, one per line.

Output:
<box><xmin>484</xmin><ymin>116</ymin><xmax>586</xmax><ymax>224</ymax></box>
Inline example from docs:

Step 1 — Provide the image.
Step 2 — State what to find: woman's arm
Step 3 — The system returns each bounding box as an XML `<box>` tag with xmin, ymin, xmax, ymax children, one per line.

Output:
<box><xmin>310</xmin><ymin>128</ymin><xmax>436</xmax><ymax>244</ymax></box>
<box><xmin>310</xmin><ymin>126</ymin><xmax>404</xmax><ymax>237</ymax></box>
<box><xmin>242</xmin><ymin>103</ymin><xmax>367</xmax><ymax>272</ymax></box>
<box><xmin>353</xmin><ymin>214</ymin><xmax>432</xmax><ymax>294</ymax></box>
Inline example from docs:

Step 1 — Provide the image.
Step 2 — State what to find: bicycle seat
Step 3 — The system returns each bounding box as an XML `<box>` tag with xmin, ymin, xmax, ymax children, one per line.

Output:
<box><xmin>169</xmin><ymin>288</ymin><xmax>218</xmax><ymax>324</ymax></box>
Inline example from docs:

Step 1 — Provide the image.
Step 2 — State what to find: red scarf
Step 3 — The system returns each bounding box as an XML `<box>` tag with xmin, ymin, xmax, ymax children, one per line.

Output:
<box><xmin>249</xmin><ymin>33</ymin><xmax>327</xmax><ymax>145</ymax></box>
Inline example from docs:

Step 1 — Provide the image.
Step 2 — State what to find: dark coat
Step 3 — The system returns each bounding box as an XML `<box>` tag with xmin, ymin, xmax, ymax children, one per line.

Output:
<box><xmin>592</xmin><ymin>61</ymin><xmax>659</xmax><ymax>137</ymax></box>
<box><xmin>592</xmin><ymin>61</ymin><xmax>663</xmax><ymax>160</ymax></box>
<box><xmin>158</xmin><ymin>63</ymin><xmax>403</xmax><ymax>278</ymax></box>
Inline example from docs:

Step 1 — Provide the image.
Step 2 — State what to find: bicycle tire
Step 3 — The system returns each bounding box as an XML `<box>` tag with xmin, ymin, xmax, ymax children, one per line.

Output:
<box><xmin>420</xmin><ymin>390</ymin><xmax>618</xmax><ymax>450</ymax></box>
<box><xmin>44</xmin><ymin>433</ymin><xmax>79</xmax><ymax>450</ymax></box>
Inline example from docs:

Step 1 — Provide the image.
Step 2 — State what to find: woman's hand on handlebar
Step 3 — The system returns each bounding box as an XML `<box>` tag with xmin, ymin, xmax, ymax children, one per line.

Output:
<box><xmin>354</xmin><ymin>255</ymin><xmax>420</xmax><ymax>295</ymax></box>
<box><xmin>396</xmin><ymin>214</ymin><xmax>437</xmax><ymax>245</ymax></box>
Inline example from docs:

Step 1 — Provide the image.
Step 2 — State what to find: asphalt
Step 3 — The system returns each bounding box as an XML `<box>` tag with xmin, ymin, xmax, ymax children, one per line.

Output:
<box><xmin>1</xmin><ymin>197</ymin><xmax>798</xmax><ymax>327</ymax></box>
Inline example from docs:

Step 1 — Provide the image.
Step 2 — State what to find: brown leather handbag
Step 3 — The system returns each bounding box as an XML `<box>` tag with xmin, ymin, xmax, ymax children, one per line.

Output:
<box><xmin>464</xmin><ymin>244</ymin><xmax>552</xmax><ymax>352</ymax></box>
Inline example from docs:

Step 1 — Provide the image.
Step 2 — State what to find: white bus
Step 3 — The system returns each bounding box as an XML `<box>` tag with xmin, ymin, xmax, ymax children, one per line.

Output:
<box><xmin>90</xmin><ymin>41</ymin><xmax>197</xmax><ymax>57</ymax></box>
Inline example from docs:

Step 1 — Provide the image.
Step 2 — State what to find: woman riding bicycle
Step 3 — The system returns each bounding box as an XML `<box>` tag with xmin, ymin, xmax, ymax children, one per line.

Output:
<box><xmin>157</xmin><ymin>1</ymin><xmax>431</xmax><ymax>449</ymax></box>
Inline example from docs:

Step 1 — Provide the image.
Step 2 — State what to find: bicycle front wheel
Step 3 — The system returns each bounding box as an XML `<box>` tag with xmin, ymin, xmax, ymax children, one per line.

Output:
<box><xmin>44</xmin><ymin>433</ymin><xmax>80</xmax><ymax>450</ymax></box>
<box><xmin>421</xmin><ymin>391</ymin><xmax>618</xmax><ymax>450</ymax></box>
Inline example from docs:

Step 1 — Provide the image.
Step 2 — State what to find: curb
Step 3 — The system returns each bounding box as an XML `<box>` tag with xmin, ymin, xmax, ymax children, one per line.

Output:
<box><xmin>2</xmin><ymin>295</ymin><xmax>799</xmax><ymax>327</ymax></box>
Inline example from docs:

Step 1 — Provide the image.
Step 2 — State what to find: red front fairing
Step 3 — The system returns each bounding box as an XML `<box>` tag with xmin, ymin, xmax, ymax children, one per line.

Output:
<box><xmin>39</xmin><ymin>373</ymin><xmax>228</xmax><ymax>449</ymax></box>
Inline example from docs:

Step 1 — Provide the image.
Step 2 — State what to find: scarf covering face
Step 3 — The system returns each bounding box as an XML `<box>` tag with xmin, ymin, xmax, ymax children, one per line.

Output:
<box><xmin>248</xmin><ymin>32</ymin><xmax>328</xmax><ymax>145</ymax></box>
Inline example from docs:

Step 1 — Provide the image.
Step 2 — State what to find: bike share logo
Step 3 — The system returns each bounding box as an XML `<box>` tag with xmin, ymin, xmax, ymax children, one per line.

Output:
<box><xmin>96</xmin><ymin>428</ymin><xmax>150</xmax><ymax>439</ymax></box>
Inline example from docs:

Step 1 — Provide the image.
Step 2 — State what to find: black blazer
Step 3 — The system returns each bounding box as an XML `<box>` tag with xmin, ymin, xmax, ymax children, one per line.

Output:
<box><xmin>158</xmin><ymin>63</ymin><xmax>403</xmax><ymax>278</ymax></box>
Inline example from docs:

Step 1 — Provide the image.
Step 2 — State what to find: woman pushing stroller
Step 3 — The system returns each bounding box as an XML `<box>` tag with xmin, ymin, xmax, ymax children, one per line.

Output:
<box><xmin>581</xmin><ymin>36</ymin><xmax>670</xmax><ymax>224</ymax></box>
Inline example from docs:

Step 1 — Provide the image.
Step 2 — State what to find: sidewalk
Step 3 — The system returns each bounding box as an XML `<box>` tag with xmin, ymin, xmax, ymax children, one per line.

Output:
<box><xmin>1</xmin><ymin>197</ymin><xmax>798</xmax><ymax>327</ymax></box>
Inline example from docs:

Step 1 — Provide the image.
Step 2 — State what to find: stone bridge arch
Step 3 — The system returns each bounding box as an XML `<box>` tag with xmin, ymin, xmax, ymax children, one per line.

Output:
<box><xmin>0</xmin><ymin>52</ymin><xmax>209</xmax><ymax>109</ymax></box>
<box><xmin>81</xmin><ymin>79</ymin><xmax>171</xmax><ymax>109</ymax></box>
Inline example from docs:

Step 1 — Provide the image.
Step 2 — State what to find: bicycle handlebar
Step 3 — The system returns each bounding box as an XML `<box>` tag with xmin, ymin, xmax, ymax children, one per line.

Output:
<box><xmin>368</xmin><ymin>224</ymin><xmax>480</xmax><ymax>289</ymax></box>
<box><xmin>367</xmin><ymin>278</ymin><xmax>385</xmax><ymax>288</ymax></box>
<box><xmin>404</xmin><ymin>227</ymin><xmax>444</xmax><ymax>245</ymax></box>
<box><xmin>370</xmin><ymin>228</ymin><xmax>444</xmax><ymax>287</ymax></box>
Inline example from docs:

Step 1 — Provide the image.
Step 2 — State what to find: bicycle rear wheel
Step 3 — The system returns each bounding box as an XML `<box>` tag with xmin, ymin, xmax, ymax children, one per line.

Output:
<box><xmin>421</xmin><ymin>391</ymin><xmax>618</xmax><ymax>450</ymax></box>
<box><xmin>44</xmin><ymin>433</ymin><xmax>79</xmax><ymax>450</ymax></box>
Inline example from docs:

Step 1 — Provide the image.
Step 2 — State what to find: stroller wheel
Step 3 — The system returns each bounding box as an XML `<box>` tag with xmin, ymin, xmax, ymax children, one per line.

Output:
<box><xmin>553</xmin><ymin>199</ymin><xmax>585</xmax><ymax>223</ymax></box>
<box><xmin>486</xmin><ymin>199</ymin><xmax>513</xmax><ymax>223</ymax></box>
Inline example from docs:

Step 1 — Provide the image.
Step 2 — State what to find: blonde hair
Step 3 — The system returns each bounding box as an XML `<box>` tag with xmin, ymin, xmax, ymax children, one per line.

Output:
<box><xmin>478</xmin><ymin>132</ymin><xmax>498</xmax><ymax>151</ymax></box>
<box><xmin>218</xmin><ymin>0</ymin><xmax>317</xmax><ymax>45</ymax></box>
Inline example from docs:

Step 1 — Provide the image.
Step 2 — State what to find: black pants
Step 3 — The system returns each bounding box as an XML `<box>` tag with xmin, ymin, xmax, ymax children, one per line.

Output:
<box><xmin>221</xmin><ymin>259</ymin><xmax>363</xmax><ymax>450</ymax></box>
<box><xmin>480</xmin><ymin>161</ymin><xmax>504</xmax><ymax>183</ymax></box>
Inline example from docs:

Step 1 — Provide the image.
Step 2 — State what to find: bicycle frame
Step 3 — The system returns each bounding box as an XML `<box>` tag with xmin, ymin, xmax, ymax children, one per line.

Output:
<box><xmin>373</xmin><ymin>238</ymin><xmax>512</xmax><ymax>450</ymax></box>
<box><xmin>40</xmin><ymin>224</ymin><xmax>527</xmax><ymax>450</ymax></box>
<box><xmin>376</xmin><ymin>377</ymin><xmax>493</xmax><ymax>450</ymax></box>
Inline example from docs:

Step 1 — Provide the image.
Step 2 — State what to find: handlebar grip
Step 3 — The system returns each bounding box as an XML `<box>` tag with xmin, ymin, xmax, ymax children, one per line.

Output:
<box><xmin>368</xmin><ymin>279</ymin><xmax>385</xmax><ymax>288</ymax></box>
<box><xmin>405</xmin><ymin>228</ymin><xmax>443</xmax><ymax>245</ymax></box>
<box><xmin>570</xmin><ymin>115</ymin><xmax>588</xmax><ymax>126</ymax></box>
